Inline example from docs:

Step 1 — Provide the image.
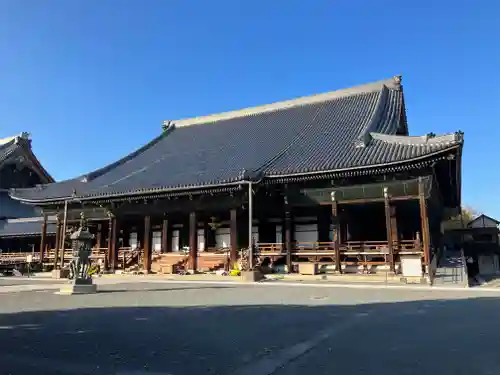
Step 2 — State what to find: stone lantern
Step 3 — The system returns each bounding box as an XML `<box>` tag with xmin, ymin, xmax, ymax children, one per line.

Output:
<box><xmin>58</xmin><ymin>212</ymin><xmax>97</xmax><ymax>295</ymax></box>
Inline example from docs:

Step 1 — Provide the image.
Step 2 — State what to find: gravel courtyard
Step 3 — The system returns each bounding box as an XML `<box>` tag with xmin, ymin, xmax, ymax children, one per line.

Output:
<box><xmin>1</xmin><ymin>280</ymin><xmax>500</xmax><ymax>375</ymax></box>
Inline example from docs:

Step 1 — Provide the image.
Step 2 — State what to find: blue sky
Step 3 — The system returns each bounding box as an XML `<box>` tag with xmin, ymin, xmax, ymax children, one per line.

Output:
<box><xmin>1</xmin><ymin>1</ymin><xmax>499</xmax><ymax>216</ymax></box>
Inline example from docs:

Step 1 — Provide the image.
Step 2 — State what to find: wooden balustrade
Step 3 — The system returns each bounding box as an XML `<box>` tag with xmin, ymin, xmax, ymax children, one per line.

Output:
<box><xmin>294</xmin><ymin>242</ymin><xmax>336</xmax><ymax>252</ymax></box>
<box><xmin>258</xmin><ymin>243</ymin><xmax>285</xmax><ymax>254</ymax></box>
<box><xmin>0</xmin><ymin>252</ymin><xmax>41</xmax><ymax>264</ymax></box>
<box><xmin>253</xmin><ymin>240</ymin><xmax>423</xmax><ymax>267</ymax></box>
<box><xmin>1</xmin><ymin>239</ymin><xmax>423</xmax><ymax>271</ymax></box>
<box><xmin>117</xmin><ymin>247</ymin><xmax>141</xmax><ymax>269</ymax></box>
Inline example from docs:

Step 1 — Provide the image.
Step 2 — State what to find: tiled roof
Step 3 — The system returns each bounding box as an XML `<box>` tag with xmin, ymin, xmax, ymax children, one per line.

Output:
<box><xmin>9</xmin><ymin>76</ymin><xmax>463</xmax><ymax>203</ymax></box>
<box><xmin>0</xmin><ymin>217</ymin><xmax>56</xmax><ymax>238</ymax></box>
<box><xmin>0</xmin><ymin>133</ymin><xmax>54</xmax><ymax>183</ymax></box>
<box><xmin>0</xmin><ymin>191</ymin><xmax>40</xmax><ymax>219</ymax></box>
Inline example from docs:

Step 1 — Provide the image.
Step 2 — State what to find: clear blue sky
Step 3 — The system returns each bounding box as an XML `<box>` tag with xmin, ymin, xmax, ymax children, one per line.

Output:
<box><xmin>1</xmin><ymin>1</ymin><xmax>499</xmax><ymax>216</ymax></box>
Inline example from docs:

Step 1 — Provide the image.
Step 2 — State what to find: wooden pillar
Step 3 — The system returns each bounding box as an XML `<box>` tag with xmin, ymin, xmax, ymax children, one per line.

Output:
<box><xmin>104</xmin><ymin>217</ymin><xmax>111</xmax><ymax>270</ymax></box>
<box><xmin>59</xmin><ymin>222</ymin><xmax>66</xmax><ymax>269</ymax></box>
<box><xmin>143</xmin><ymin>215</ymin><xmax>152</xmax><ymax>272</ymax></box>
<box><xmin>317</xmin><ymin>206</ymin><xmax>330</xmax><ymax>243</ymax></box>
<box><xmin>95</xmin><ymin>223</ymin><xmax>102</xmax><ymax>250</ymax></box>
<box><xmin>188</xmin><ymin>212</ymin><xmax>198</xmax><ymax>271</ymax></box>
<box><xmin>418</xmin><ymin>178</ymin><xmax>431</xmax><ymax>272</ymax></box>
<box><xmin>230</xmin><ymin>208</ymin><xmax>238</xmax><ymax>267</ymax></box>
<box><xmin>53</xmin><ymin>217</ymin><xmax>61</xmax><ymax>269</ymax></box>
<box><xmin>39</xmin><ymin>213</ymin><xmax>47</xmax><ymax>262</ymax></box>
<box><xmin>383</xmin><ymin>188</ymin><xmax>395</xmax><ymax>272</ymax></box>
<box><xmin>390</xmin><ymin>206</ymin><xmax>398</xmax><ymax>246</ymax></box>
<box><xmin>161</xmin><ymin>217</ymin><xmax>170</xmax><ymax>252</ymax></box>
<box><xmin>331</xmin><ymin>193</ymin><xmax>341</xmax><ymax>273</ymax></box>
<box><xmin>108</xmin><ymin>215</ymin><xmax>118</xmax><ymax>271</ymax></box>
<box><xmin>284</xmin><ymin>209</ymin><xmax>293</xmax><ymax>272</ymax></box>
<box><xmin>206</xmin><ymin>222</ymin><xmax>216</xmax><ymax>249</ymax></box>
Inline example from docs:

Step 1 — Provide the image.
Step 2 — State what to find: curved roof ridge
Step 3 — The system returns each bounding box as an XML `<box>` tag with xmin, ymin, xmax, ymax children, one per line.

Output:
<box><xmin>83</xmin><ymin>125</ymin><xmax>176</xmax><ymax>183</ymax></box>
<box><xmin>0</xmin><ymin>132</ymin><xmax>30</xmax><ymax>146</ymax></box>
<box><xmin>369</xmin><ymin>131</ymin><xmax>464</xmax><ymax>146</ymax></box>
<box><xmin>353</xmin><ymin>85</ymin><xmax>390</xmax><ymax>148</ymax></box>
<box><xmin>173</xmin><ymin>76</ymin><xmax>403</xmax><ymax>128</ymax></box>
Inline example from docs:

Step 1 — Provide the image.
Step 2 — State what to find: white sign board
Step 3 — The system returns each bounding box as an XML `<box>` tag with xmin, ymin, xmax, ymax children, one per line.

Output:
<box><xmin>26</xmin><ymin>254</ymin><xmax>33</xmax><ymax>264</ymax></box>
<box><xmin>401</xmin><ymin>255</ymin><xmax>423</xmax><ymax>277</ymax></box>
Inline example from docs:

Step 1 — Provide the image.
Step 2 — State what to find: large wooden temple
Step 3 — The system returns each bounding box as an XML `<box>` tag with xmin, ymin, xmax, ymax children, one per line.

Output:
<box><xmin>6</xmin><ymin>76</ymin><xmax>464</xmax><ymax>279</ymax></box>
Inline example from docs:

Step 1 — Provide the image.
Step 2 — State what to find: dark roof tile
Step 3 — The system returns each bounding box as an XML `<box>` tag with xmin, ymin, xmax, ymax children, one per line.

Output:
<box><xmin>0</xmin><ymin>191</ymin><xmax>40</xmax><ymax>219</ymax></box>
<box><xmin>0</xmin><ymin>217</ymin><xmax>56</xmax><ymax>238</ymax></box>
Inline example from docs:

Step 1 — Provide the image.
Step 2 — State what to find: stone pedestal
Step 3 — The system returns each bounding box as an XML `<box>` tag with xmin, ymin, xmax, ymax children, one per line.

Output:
<box><xmin>57</xmin><ymin>278</ymin><xmax>97</xmax><ymax>295</ymax></box>
<box><xmin>52</xmin><ymin>269</ymin><xmax>70</xmax><ymax>279</ymax></box>
<box><xmin>299</xmin><ymin>263</ymin><xmax>318</xmax><ymax>275</ymax></box>
<box><xmin>241</xmin><ymin>270</ymin><xmax>264</xmax><ymax>282</ymax></box>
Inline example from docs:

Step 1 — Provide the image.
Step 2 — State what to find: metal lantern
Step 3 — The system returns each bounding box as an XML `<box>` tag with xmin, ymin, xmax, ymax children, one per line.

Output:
<box><xmin>68</xmin><ymin>212</ymin><xmax>94</xmax><ymax>281</ymax></box>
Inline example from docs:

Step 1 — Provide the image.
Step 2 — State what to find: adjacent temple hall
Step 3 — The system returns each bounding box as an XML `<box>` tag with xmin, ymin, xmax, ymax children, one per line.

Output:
<box><xmin>3</xmin><ymin>76</ymin><xmax>464</xmax><ymax>280</ymax></box>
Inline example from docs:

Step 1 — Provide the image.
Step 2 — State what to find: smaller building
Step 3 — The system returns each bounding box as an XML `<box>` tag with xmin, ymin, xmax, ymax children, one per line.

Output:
<box><xmin>444</xmin><ymin>214</ymin><xmax>500</xmax><ymax>278</ymax></box>
<box><xmin>0</xmin><ymin>133</ymin><xmax>55</xmax><ymax>256</ymax></box>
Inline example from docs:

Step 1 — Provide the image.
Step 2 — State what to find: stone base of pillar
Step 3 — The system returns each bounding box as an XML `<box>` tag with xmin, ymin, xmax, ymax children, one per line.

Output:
<box><xmin>52</xmin><ymin>269</ymin><xmax>70</xmax><ymax>279</ymax></box>
<box><xmin>240</xmin><ymin>270</ymin><xmax>264</xmax><ymax>282</ymax></box>
<box><xmin>56</xmin><ymin>278</ymin><xmax>97</xmax><ymax>295</ymax></box>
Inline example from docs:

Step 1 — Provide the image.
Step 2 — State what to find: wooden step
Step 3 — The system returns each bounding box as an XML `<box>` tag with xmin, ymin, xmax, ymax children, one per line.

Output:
<box><xmin>152</xmin><ymin>254</ymin><xmax>188</xmax><ymax>274</ymax></box>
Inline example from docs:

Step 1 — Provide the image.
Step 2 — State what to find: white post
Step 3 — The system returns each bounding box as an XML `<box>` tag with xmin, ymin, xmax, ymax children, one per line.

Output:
<box><xmin>248</xmin><ymin>181</ymin><xmax>253</xmax><ymax>269</ymax></box>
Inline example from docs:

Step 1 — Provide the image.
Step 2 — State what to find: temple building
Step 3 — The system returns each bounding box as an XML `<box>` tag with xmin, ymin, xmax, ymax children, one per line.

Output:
<box><xmin>0</xmin><ymin>133</ymin><xmax>57</xmax><ymax>257</ymax></box>
<box><xmin>7</xmin><ymin>76</ymin><xmax>464</xmax><ymax>279</ymax></box>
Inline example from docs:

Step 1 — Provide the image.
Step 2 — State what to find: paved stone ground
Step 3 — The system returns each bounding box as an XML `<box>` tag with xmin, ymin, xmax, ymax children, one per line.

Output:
<box><xmin>0</xmin><ymin>278</ymin><xmax>65</xmax><ymax>287</ymax></box>
<box><xmin>0</xmin><ymin>280</ymin><xmax>500</xmax><ymax>375</ymax></box>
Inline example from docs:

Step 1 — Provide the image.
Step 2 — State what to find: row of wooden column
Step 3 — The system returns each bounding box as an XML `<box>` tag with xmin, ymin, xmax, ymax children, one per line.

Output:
<box><xmin>38</xmin><ymin>191</ymin><xmax>432</xmax><ymax>274</ymax></box>
<box><xmin>105</xmin><ymin>209</ymin><xmax>242</xmax><ymax>274</ymax></box>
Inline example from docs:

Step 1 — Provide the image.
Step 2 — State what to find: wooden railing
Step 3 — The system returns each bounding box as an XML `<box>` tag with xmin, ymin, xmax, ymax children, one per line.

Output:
<box><xmin>258</xmin><ymin>243</ymin><xmax>285</xmax><ymax>254</ymax></box>
<box><xmin>45</xmin><ymin>249</ymin><xmax>72</xmax><ymax>261</ymax></box>
<box><xmin>118</xmin><ymin>247</ymin><xmax>141</xmax><ymax>269</ymax></box>
<box><xmin>0</xmin><ymin>252</ymin><xmax>40</xmax><ymax>264</ymax></box>
<box><xmin>253</xmin><ymin>240</ymin><xmax>423</xmax><ymax>259</ymax></box>
<box><xmin>44</xmin><ymin>248</ymin><xmax>107</xmax><ymax>262</ymax></box>
<box><xmin>294</xmin><ymin>242</ymin><xmax>336</xmax><ymax>252</ymax></box>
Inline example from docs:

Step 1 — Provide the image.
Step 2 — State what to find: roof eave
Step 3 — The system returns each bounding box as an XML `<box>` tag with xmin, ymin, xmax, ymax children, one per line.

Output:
<box><xmin>9</xmin><ymin>179</ymin><xmax>247</xmax><ymax>205</ymax></box>
<box><xmin>265</xmin><ymin>143</ymin><xmax>463</xmax><ymax>180</ymax></box>
<box><xmin>9</xmin><ymin>144</ymin><xmax>463</xmax><ymax>205</ymax></box>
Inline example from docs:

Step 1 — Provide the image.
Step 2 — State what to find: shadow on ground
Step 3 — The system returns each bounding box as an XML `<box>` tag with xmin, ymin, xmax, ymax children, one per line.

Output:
<box><xmin>96</xmin><ymin>285</ymin><xmax>233</xmax><ymax>294</ymax></box>
<box><xmin>1</xmin><ymin>293</ymin><xmax>500</xmax><ymax>375</ymax></box>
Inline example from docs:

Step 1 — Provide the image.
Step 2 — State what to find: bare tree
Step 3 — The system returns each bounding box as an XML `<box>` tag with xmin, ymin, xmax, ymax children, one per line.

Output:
<box><xmin>461</xmin><ymin>205</ymin><xmax>481</xmax><ymax>223</ymax></box>
<box><xmin>444</xmin><ymin>206</ymin><xmax>482</xmax><ymax>229</ymax></box>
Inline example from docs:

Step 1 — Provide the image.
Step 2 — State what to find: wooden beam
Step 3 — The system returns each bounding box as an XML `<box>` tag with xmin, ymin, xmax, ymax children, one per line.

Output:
<box><xmin>317</xmin><ymin>195</ymin><xmax>419</xmax><ymax>206</ymax></box>
<box><xmin>39</xmin><ymin>214</ymin><xmax>47</xmax><ymax>262</ymax></box>
<box><xmin>161</xmin><ymin>217</ymin><xmax>170</xmax><ymax>252</ymax></box>
<box><xmin>143</xmin><ymin>215</ymin><xmax>152</xmax><ymax>272</ymax></box>
<box><xmin>418</xmin><ymin>178</ymin><xmax>431</xmax><ymax>272</ymax></box>
<box><xmin>383</xmin><ymin>190</ymin><xmax>395</xmax><ymax>272</ymax></box>
<box><xmin>188</xmin><ymin>212</ymin><xmax>198</xmax><ymax>272</ymax></box>
<box><xmin>230</xmin><ymin>209</ymin><xmax>238</xmax><ymax>267</ymax></box>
